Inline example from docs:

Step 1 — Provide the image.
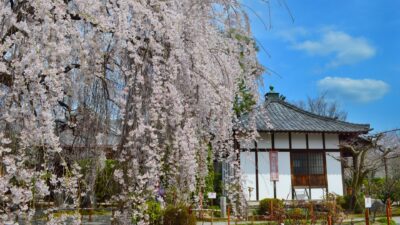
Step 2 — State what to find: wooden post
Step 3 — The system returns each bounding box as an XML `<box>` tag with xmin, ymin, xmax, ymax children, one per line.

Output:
<box><xmin>386</xmin><ymin>198</ymin><xmax>391</xmax><ymax>225</ymax></box>
<box><xmin>270</xmin><ymin>200</ymin><xmax>274</xmax><ymax>218</ymax></box>
<box><xmin>211</xmin><ymin>209</ymin><xmax>213</xmax><ymax>225</ymax></box>
<box><xmin>199</xmin><ymin>191</ymin><xmax>203</xmax><ymax>219</ymax></box>
<box><xmin>228</xmin><ymin>206</ymin><xmax>230</xmax><ymax>225</ymax></box>
<box><xmin>310</xmin><ymin>202</ymin><xmax>315</xmax><ymax>224</ymax></box>
<box><xmin>327</xmin><ymin>214</ymin><xmax>332</xmax><ymax>225</ymax></box>
<box><xmin>365</xmin><ymin>209</ymin><xmax>370</xmax><ymax>225</ymax></box>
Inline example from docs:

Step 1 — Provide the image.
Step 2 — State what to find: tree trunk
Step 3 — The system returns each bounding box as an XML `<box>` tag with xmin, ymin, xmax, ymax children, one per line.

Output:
<box><xmin>383</xmin><ymin>156</ymin><xmax>388</xmax><ymax>181</ymax></box>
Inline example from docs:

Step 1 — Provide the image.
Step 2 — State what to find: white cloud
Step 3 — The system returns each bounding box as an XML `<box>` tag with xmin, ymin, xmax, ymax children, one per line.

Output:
<box><xmin>293</xmin><ymin>30</ymin><xmax>376</xmax><ymax>67</ymax></box>
<box><xmin>317</xmin><ymin>77</ymin><xmax>389</xmax><ymax>103</ymax></box>
<box><xmin>275</xmin><ymin>27</ymin><xmax>309</xmax><ymax>42</ymax></box>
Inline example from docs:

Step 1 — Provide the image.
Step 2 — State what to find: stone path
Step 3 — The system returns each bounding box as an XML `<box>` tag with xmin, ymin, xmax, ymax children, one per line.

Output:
<box><xmin>393</xmin><ymin>216</ymin><xmax>400</xmax><ymax>224</ymax></box>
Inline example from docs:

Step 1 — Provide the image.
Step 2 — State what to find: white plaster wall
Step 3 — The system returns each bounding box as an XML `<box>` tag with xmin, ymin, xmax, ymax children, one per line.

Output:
<box><xmin>291</xmin><ymin>133</ymin><xmax>306</xmax><ymax>149</ymax></box>
<box><xmin>258</xmin><ymin>152</ymin><xmax>273</xmax><ymax>199</ymax></box>
<box><xmin>293</xmin><ymin>188</ymin><xmax>325</xmax><ymax>200</ymax></box>
<box><xmin>274</xmin><ymin>133</ymin><xmax>290</xmax><ymax>149</ymax></box>
<box><xmin>293</xmin><ymin>189</ymin><xmax>307</xmax><ymax>200</ymax></box>
<box><xmin>239</xmin><ymin>140</ymin><xmax>255</xmax><ymax>149</ymax></box>
<box><xmin>257</xmin><ymin>132</ymin><xmax>272</xmax><ymax>149</ymax></box>
<box><xmin>240</xmin><ymin>152</ymin><xmax>257</xmax><ymax>201</ymax></box>
<box><xmin>308</xmin><ymin>133</ymin><xmax>323</xmax><ymax>149</ymax></box>
<box><xmin>325</xmin><ymin>134</ymin><xmax>339</xmax><ymax>149</ymax></box>
<box><xmin>311</xmin><ymin>188</ymin><xmax>325</xmax><ymax>200</ymax></box>
<box><xmin>276</xmin><ymin>152</ymin><xmax>292</xmax><ymax>200</ymax></box>
<box><xmin>326</xmin><ymin>152</ymin><xmax>344</xmax><ymax>195</ymax></box>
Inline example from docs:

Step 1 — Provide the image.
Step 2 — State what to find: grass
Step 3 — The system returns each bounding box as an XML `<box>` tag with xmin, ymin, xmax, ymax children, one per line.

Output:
<box><xmin>344</xmin><ymin>206</ymin><xmax>400</xmax><ymax>220</ymax></box>
<box><xmin>391</xmin><ymin>206</ymin><xmax>400</xmax><ymax>216</ymax></box>
<box><xmin>34</xmin><ymin>209</ymin><xmax>111</xmax><ymax>221</ymax></box>
<box><xmin>51</xmin><ymin>209</ymin><xmax>111</xmax><ymax>217</ymax></box>
<box><xmin>342</xmin><ymin>220</ymin><xmax>396</xmax><ymax>225</ymax></box>
<box><xmin>376</xmin><ymin>217</ymin><xmax>397</xmax><ymax>225</ymax></box>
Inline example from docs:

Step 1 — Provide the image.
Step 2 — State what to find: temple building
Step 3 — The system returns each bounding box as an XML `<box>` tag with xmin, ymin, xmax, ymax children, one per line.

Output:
<box><xmin>237</xmin><ymin>91</ymin><xmax>370</xmax><ymax>201</ymax></box>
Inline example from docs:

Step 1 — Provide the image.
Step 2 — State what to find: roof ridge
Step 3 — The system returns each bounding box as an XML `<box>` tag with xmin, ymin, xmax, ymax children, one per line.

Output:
<box><xmin>266</xmin><ymin>99</ymin><xmax>370</xmax><ymax>129</ymax></box>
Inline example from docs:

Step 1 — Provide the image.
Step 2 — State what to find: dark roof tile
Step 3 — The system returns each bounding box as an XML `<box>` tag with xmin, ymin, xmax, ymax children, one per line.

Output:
<box><xmin>240</xmin><ymin>99</ymin><xmax>370</xmax><ymax>133</ymax></box>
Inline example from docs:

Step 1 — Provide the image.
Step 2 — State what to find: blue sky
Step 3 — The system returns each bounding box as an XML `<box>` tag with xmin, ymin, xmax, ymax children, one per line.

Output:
<box><xmin>244</xmin><ymin>0</ymin><xmax>400</xmax><ymax>132</ymax></box>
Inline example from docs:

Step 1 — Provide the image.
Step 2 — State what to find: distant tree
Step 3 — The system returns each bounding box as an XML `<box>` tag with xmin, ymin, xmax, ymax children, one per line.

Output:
<box><xmin>376</xmin><ymin>130</ymin><xmax>400</xmax><ymax>180</ymax></box>
<box><xmin>340</xmin><ymin>130</ymin><xmax>400</xmax><ymax>211</ymax></box>
<box><xmin>368</xmin><ymin>177</ymin><xmax>400</xmax><ymax>205</ymax></box>
<box><xmin>367</xmin><ymin>129</ymin><xmax>400</xmax><ymax>204</ymax></box>
<box><xmin>340</xmin><ymin>136</ymin><xmax>379</xmax><ymax>211</ymax></box>
<box><xmin>295</xmin><ymin>92</ymin><xmax>347</xmax><ymax>120</ymax></box>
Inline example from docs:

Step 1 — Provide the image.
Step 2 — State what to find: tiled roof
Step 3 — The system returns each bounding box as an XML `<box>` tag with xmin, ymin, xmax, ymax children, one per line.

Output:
<box><xmin>240</xmin><ymin>98</ymin><xmax>370</xmax><ymax>133</ymax></box>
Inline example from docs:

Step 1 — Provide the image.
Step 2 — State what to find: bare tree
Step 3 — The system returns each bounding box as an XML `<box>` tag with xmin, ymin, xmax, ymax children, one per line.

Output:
<box><xmin>376</xmin><ymin>129</ymin><xmax>400</xmax><ymax>180</ymax></box>
<box><xmin>295</xmin><ymin>92</ymin><xmax>347</xmax><ymax>120</ymax></box>
<box><xmin>339</xmin><ymin>135</ymin><xmax>382</xmax><ymax>210</ymax></box>
<box><xmin>368</xmin><ymin>129</ymin><xmax>400</xmax><ymax>204</ymax></box>
<box><xmin>339</xmin><ymin>130</ymin><xmax>400</xmax><ymax>210</ymax></box>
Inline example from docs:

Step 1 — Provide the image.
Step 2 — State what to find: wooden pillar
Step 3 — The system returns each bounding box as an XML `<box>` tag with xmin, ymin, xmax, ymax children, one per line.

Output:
<box><xmin>306</xmin><ymin>133</ymin><xmax>311</xmax><ymax>200</ymax></box>
<box><xmin>271</xmin><ymin>133</ymin><xmax>277</xmax><ymax>199</ymax></box>
<box><xmin>322</xmin><ymin>133</ymin><xmax>329</xmax><ymax>197</ymax></box>
<box><xmin>289</xmin><ymin>132</ymin><xmax>295</xmax><ymax>200</ymax></box>
<box><xmin>255</xmin><ymin>141</ymin><xmax>259</xmax><ymax>201</ymax></box>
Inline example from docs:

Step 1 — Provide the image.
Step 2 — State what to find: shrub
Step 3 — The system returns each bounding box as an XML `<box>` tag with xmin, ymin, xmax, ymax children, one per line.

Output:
<box><xmin>146</xmin><ymin>200</ymin><xmax>163</xmax><ymax>225</ymax></box>
<box><xmin>286</xmin><ymin>207</ymin><xmax>305</xmax><ymax>219</ymax></box>
<box><xmin>257</xmin><ymin>198</ymin><xmax>284</xmax><ymax>215</ymax></box>
<box><xmin>335</xmin><ymin>195</ymin><xmax>346</xmax><ymax>208</ymax></box>
<box><xmin>209</xmin><ymin>205</ymin><xmax>221</xmax><ymax>218</ymax></box>
<box><xmin>163</xmin><ymin>204</ymin><xmax>196</xmax><ymax>225</ymax></box>
<box><xmin>95</xmin><ymin>159</ymin><xmax>121</xmax><ymax>202</ymax></box>
<box><xmin>339</xmin><ymin>195</ymin><xmax>363</xmax><ymax>213</ymax></box>
<box><xmin>316</xmin><ymin>200</ymin><xmax>345</xmax><ymax>224</ymax></box>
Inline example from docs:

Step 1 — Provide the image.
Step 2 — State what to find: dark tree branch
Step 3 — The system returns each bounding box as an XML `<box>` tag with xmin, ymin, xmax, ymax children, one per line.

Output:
<box><xmin>0</xmin><ymin>72</ymin><xmax>13</xmax><ymax>87</ymax></box>
<box><xmin>1</xmin><ymin>25</ymin><xmax>29</xmax><ymax>44</ymax></box>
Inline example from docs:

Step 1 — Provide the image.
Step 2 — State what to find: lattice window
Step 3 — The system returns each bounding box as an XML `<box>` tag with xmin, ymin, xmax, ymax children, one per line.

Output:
<box><xmin>292</xmin><ymin>152</ymin><xmax>308</xmax><ymax>175</ymax></box>
<box><xmin>292</xmin><ymin>152</ymin><xmax>324</xmax><ymax>175</ymax></box>
<box><xmin>309</xmin><ymin>152</ymin><xmax>324</xmax><ymax>175</ymax></box>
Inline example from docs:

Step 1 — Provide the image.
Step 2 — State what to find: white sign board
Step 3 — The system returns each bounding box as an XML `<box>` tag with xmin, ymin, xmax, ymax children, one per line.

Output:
<box><xmin>208</xmin><ymin>192</ymin><xmax>216</xmax><ymax>199</ymax></box>
<box><xmin>365</xmin><ymin>197</ymin><xmax>372</xmax><ymax>208</ymax></box>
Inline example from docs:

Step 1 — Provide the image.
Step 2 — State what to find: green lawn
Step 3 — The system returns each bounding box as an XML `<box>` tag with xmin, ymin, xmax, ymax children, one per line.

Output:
<box><xmin>344</xmin><ymin>206</ymin><xmax>400</xmax><ymax>220</ymax></box>
<box><xmin>342</xmin><ymin>218</ymin><xmax>396</xmax><ymax>225</ymax></box>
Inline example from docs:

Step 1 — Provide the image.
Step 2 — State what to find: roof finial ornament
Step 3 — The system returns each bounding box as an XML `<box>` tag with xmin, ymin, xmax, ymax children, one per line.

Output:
<box><xmin>265</xmin><ymin>85</ymin><xmax>280</xmax><ymax>101</ymax></box>
<box><xmin>269</xmin><ymin>85</ymin><xmax>274</xmax><ymax>92</ymax></box>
